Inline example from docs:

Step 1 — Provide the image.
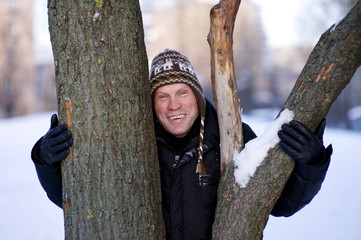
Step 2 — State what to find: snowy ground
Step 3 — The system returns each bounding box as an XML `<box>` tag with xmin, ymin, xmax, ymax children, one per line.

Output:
<box><xmin>1</xmin><ymin>112</ymin><xmax>360</xmax><ymax>240</ymax></box>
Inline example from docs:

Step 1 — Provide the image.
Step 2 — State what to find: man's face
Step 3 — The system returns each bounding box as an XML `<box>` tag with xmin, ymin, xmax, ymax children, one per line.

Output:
<box><xmin>154</xmin><ymin>83</ymin><xmax>199</xmax><ymax>138</ymax></box>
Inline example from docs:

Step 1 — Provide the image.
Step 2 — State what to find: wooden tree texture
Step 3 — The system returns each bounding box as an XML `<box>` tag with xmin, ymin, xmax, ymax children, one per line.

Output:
<box><xmin>47</xmin><ymin>1</ymin><xmax>164</xmax><ymax>239</ymax></box>
<box><xmin>208</xmin><ymin>0</ymin><xmax>243</xmax><ymax>175</ymax></box>
<box><xmin>210</xmin><ymin>0</ymin><xmax>361</xmax><ymax>239</ymax></box>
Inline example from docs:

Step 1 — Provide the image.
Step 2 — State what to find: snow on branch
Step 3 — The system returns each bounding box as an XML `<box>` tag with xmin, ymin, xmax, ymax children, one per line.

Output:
<box><xmin>233</xmin><ymin>109</ymin><xmax>294</xmax><ymax>188</ymax></box>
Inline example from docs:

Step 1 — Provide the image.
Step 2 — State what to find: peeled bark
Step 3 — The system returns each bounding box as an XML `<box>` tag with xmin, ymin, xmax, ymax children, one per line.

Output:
<box><xmin>48</xmin><ymin>1</ymin><xmax>164</xmax><ymax>239</ymax></box>
<box><xmin>211</xmin><ymin>0</ymin><xmax>361</xmax><ymax>239</ymax></box>
<box><xmin>207</xmin><ymin>0</ymin><xmax>243</xmax><ymax>175</ymax></box>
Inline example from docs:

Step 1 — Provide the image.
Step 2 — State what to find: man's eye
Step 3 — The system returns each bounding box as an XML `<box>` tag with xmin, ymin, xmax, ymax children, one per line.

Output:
<box><xmin>157</xmin><ymin>95</ymin><xmax>167</xmax><ymax>100</ymax></box>
<box><xmin>179</xmin><ymin>91</ymin><xmax>188</xmax><ymax>96</ymax></box>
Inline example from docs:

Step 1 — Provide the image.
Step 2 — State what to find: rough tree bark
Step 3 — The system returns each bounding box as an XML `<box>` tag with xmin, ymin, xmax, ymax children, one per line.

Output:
<box><xmin>48</xmin><ymin>1</ymin><xmax>164</xmax><ymax>239</ymax></box>
<box><xmin>210</xmin><ymin>0</ymin><xmax>361</xmax><ymax>239</ymax></box>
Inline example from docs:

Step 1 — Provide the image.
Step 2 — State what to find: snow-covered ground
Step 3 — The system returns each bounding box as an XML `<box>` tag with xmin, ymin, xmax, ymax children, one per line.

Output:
<box><xmin>1</xmin><ymin>112</ymin><xmax>360</xmax><ymax>240</ymax></box>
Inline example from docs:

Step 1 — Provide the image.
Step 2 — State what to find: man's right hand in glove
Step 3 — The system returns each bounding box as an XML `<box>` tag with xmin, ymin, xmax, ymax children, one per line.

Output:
<box><xmin>40</xmin><ymin>114</ymin><xmax>73</xmax><ymax>165</ymax></box>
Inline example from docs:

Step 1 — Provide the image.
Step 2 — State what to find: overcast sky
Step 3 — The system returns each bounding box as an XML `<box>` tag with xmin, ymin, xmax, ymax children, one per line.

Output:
<box><xmin>251</xmin><ymin>0</ymin><xmax>305</xmax><ymax>48</ymax></box>
<box><xmin>32</xmin><ymin>0</ymin><xmax>344</xmax><ymax>64</ymax></box>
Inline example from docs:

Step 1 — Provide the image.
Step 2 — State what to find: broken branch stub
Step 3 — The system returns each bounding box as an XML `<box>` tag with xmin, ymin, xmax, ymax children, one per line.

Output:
<box><xmin>208</xmin><ymin>0</ymin><xmax>243</xmax><ymax>175</ymax></box>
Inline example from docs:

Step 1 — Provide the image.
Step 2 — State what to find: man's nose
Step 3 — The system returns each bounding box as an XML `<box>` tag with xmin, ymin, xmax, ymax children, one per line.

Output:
<box><xmin>168</xmin><ymin>97</ymin><xmax>181</xmax><ymax>110</ymax></box>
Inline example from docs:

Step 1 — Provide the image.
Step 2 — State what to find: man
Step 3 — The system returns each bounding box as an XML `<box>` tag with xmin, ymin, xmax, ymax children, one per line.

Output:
<box><xmin>32</xmin><ymin>49</ymin><xmax>332</xmax><ymax>240</ymax></box>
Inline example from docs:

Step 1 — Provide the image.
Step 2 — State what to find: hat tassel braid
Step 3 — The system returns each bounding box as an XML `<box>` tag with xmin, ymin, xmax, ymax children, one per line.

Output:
<box><xmin>196</xmin><ymin>115</ymin><xmax>206</xmax><ymax>175</ymax></box>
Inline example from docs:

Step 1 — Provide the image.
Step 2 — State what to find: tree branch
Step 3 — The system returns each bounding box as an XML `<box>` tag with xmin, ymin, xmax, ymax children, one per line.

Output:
<box><xmin>208</xmin><ymin>0</ymin><xmax>243</xmax><ymax>175</ymax></box>
<box><xmin>212</xmin><ymin>0</ymin><xmax>361</xmax><ymax>239</ymax></box>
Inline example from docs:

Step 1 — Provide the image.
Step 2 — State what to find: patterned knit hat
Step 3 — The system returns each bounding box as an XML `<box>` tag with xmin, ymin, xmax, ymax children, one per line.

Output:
<box><xmin>149</xmin><ymin>49</ymin><xmax>207</xmax><ymax>175</ymax></box>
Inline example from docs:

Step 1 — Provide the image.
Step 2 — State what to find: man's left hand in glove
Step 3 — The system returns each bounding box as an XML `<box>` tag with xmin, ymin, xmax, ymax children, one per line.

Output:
<box><xmin>278</xmin><ymin>118</ymin><xmax>327</xmax><ymax>165</ymax></box>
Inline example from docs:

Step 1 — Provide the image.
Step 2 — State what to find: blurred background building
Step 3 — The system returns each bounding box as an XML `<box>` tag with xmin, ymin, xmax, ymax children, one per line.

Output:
<box><xmin>0</xmin><ymin>0</ymin><xmax>360</xmax><ymax>130</ymax></box>
<box><xmin>0</xmin><ymin>0</ymin><xmax>56</xmax><ymax>118</ymax></box>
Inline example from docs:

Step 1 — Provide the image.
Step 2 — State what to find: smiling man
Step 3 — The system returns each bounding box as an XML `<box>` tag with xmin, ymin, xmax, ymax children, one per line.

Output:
<box><xmin>153</xmin><ymin>83</ymin><xmax>199</xmax><ymax>138</ymax></box>
<box><xmin>31</xmin><ymin>49</ymin><xmax>332</xmax><ymax>240</ymax></box>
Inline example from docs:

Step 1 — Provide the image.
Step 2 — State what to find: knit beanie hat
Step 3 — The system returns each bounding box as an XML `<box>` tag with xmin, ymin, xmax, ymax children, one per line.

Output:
<box><xmin>149</xmin><ymin>49</ymin><xmax>207</xmax><ymax>175</ymax></box>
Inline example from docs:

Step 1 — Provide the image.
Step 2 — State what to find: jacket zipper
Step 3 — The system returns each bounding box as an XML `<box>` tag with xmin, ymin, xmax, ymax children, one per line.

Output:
<box><xmin>173</xmin><ymin>155</ymin><xmax>180</xmax><ymax>168</ymax></box>
<box><xmin>170</xmin><ymin>155</ymin><xmax>179</xmax><ymax>240</ymax></box>
<box><xmin>172</xmin><ymin>144</ymin><xmax>210</xmax><ymax>169</ymax></box>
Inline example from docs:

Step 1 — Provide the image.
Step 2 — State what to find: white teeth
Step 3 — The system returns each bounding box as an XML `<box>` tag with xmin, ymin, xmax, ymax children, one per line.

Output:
<box><xmin>169</xmin><ymin>114</ymin><xmax>185</xmax><ymax>120</ymax></box>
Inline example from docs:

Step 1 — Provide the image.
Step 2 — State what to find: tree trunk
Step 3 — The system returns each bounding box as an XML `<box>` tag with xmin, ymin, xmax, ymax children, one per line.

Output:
<box><xmin>48</xmin><ymin>1</ymin><xmax>164</xmax><ymax>239</ymax></box>
<box><xmin>211</xmin><ymin>0</ymin><xmax>361</xmax><ymax>239</ymax></box>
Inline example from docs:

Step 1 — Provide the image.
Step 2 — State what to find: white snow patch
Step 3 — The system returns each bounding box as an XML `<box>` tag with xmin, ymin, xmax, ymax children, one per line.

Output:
<box><xmin>330</xmin><ymin>19</ymin><xmax>341</xmax><ymax>32</ymax></box>
<box><xmin>233</xmin><ymin>109</ymin><xmax>294</xmax><ymax>188</ymax></box>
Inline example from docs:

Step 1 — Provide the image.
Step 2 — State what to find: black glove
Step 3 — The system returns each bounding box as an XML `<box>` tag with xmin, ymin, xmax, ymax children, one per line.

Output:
<box><xmin>278</xmin><ymin>118</ymin><xmax>326</xmax><ymax>165</ymax></box>
<box><xmin>40</xmin><ymin>114</ymin><xmax>73</xmax><ymax>165</ymax></box>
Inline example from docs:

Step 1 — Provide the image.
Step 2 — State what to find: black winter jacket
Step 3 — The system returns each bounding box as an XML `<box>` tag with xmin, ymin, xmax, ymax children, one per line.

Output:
<box><xmin>31</xmin><ymin>101</ymin><xmax>332</xmax><ymax>240</ymax></box>
<box><xmin>154</xmin><ymin>100</ymin><xmax>259</xmax><ymax>240</ymax></box>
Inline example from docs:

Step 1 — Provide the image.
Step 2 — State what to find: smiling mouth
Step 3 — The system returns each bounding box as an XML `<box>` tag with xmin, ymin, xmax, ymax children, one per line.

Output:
<box><xmin>168</xmin><ymin>114</ymin><xmax>186</xmax><ymax>120</ymax></box>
